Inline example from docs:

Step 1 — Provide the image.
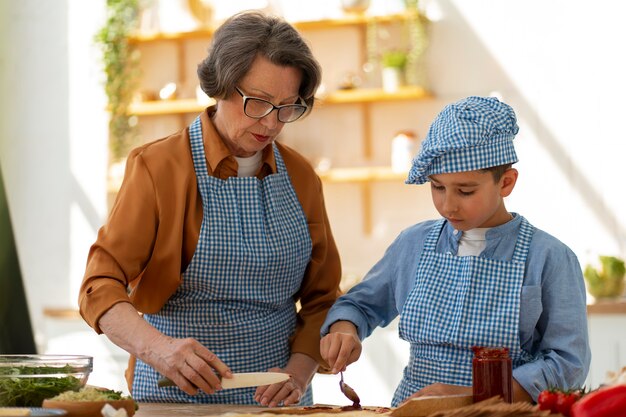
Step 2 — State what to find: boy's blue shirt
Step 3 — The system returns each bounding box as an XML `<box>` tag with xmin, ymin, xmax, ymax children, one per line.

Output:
<box><xmin>321</xmin><ymin>213</ymin><xmax>591</xmax><ymax>401</ymax></box>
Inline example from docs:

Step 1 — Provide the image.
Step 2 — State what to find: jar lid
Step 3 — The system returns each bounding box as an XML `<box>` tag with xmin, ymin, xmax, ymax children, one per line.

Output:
<box><xmin>472</xmin><ymin>346</ymin><xmax>510</xmax><ymax>358</ymax></box>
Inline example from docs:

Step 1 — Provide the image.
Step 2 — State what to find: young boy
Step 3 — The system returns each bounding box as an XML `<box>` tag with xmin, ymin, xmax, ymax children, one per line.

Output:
<box><xmin>320</xmin><ymin>96</ymin><xmax>590</xmax><ymax>405</ymax></box>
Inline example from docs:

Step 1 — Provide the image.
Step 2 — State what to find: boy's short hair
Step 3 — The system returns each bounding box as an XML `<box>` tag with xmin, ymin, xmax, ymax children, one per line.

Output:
<box><xmin>406</xmin><ymin>96</ymin><xmax>519</xmax><ymax>185</ymax></box>
<box><xmin>481</xmin><ymin>163</ymin><xmax>513</xmax><ymax>182</ymax></box>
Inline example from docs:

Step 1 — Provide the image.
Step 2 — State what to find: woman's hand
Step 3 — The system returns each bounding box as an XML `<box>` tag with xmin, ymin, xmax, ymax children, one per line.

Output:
<box><xmin>254</xmin><ymin>353</ymin><xmax>318</xmax><ymax>407</ymax></box>
<box><xmin>147</xmin><ymin>333</ymin><xmax>232</xmax><ymax>396</ymax></box>
<box><xmin>319</xmin><ymin>321</ymin><xmax>362</xmax><ymax>374</ymax></box>
<box><xmin>399</xmin><ymin>383</ymin><xmax>471</xmax><ymax>405</ymax></box>
<box><xmin>98</xmin><ymin>302</ymin><xmax>232</xmax><ymax>396</ymax></box>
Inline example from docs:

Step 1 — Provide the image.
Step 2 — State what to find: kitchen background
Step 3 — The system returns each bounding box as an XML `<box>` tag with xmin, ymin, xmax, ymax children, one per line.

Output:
<box><xmin>1</xmin><ymin>0</ymin><xmax>625</xmax><ymax>407</ymax></box>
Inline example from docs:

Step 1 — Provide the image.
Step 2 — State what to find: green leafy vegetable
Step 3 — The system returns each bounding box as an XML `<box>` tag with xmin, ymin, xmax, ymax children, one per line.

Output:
<box><xmin>0</xmin><ymin>365</ymin><xmax>83</xmax><ymax>407</ymax></box>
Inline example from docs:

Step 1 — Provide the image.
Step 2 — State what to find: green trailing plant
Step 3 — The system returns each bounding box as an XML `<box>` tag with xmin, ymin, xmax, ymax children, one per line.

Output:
<box><xmin>404</xmin><ymin>8</ymin><xmax>428</xmax><ymax>86</ymax></box>
<box><xmin>404</xmin><ymin>0</ymin><xmax>418</xmax><ymax>10</ymax></box>
<box><xmin>95</xmin><ymin>0</ymin><xmax>141</xmax><ymax>162</ymax></box>
<box><xmin>365</xmin><ymin>6</ymin><xmax>428</xmax><ymax>87</ymax></box>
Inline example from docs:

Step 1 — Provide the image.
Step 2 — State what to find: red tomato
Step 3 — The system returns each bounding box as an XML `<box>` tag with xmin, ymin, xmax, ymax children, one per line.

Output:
<box><xmin>537</xmin><ymin>389</ymin><xmax>558</xmax><ymax>412</ymax></box>
<box><xmin>555</xmin><ymin>391</ymin><xmax>582</xmax><ymax>417</ymax></box>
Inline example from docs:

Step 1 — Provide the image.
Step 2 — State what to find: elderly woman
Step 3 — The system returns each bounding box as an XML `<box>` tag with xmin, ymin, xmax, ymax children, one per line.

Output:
<box><xmin>79</xmin><ymin>11</ymin><xmax>341</xmax><ymax>406</ymax></box>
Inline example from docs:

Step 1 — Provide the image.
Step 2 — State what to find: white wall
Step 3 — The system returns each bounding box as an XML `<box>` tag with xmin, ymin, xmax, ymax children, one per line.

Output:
<box><xmin>0</xmin><ymin>0</ymin><xmax>108</xmax><ymax>350</ymax></box>
<box><xmin>1</xmin><ymin>0</ymin><xmax>626</xmax><ymax>405</ymax></box>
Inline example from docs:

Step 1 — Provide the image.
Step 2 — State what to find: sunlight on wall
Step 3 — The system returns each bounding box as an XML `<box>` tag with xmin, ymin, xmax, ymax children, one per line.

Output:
<box><xmin>67</xmin><ymin>0</ymin><xmax>109</xmax><ymax>306</ymax></box>
<box><xmin>445</xmin><ymin>0</ymin><xmax>626</xmax><ymax>264</ymax></box>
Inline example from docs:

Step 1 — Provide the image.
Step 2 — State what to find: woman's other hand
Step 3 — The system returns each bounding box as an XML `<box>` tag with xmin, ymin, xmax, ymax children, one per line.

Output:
<box><xmin>254</xmin><ymin>353</ymin><xmax>318</xmax><ymax>407</ymax></box>
<box><xmin>319</xmin><ymin>320</ymin><xmax>361</xmax><ymax>374</ymax></box>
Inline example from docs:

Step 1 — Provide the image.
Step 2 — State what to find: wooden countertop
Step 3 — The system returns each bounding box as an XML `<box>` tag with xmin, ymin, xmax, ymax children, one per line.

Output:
<box><xmin>131</xmin><ymin>401</ymin><xmax>545</xmax><ymax>417</ymax></box>
<box><xmin>134</xmin><ymin>404</ymin><xmax>295</xmax><ymax>417</ymax></box>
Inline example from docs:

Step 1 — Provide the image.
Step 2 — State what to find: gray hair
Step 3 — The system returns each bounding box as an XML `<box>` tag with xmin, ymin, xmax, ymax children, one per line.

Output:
<box><xmin>197</xmin><ymin>10</ymin><xmax>322</xmax><ymax>110</ymax></box>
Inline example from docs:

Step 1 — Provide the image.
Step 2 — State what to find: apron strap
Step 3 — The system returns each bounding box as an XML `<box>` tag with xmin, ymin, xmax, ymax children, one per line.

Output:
<box><xmin>272</xmin><ymin>144</ymin><xmax>286</xmax><ymax>174</ymax></box>
<box><xmin>190</xmin><ymin>116</ymin><xmax>284</xmax><ymax>178</ymax></box>
<box><xmin>511</xmin><ymin>216</ymin><xmax>534</xmax><ymax>263</ymax></box>
<box><xmin>189</xmin><ymin>116</ymin><xmax>209</xmax><ymax>177</ymax></box>
<box><xmin>423</xmin><ymin>219</ymin><xmax>446</xmax><ymax>251</ymax></box>
<box><xmin>424</xmin><ymin>216</ymin><xmax>534</xmax><ymax>263</ymax></box>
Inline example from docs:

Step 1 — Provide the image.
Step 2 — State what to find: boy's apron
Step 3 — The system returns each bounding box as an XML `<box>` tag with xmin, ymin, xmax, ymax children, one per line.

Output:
<box><xmin>393</xmin><ymin>217</ymin><xmax>534</xmax><ymax>406</ymax></box>
<box><xmin>132</xmin><ymin>116</ymin><xmax>314</xmax><ymax>404</ymax></box>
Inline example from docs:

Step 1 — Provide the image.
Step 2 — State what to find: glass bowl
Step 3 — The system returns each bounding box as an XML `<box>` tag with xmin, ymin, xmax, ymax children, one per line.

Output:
<box><xmin>0</xmin><ymin>354</ymin><xmax>93</xmax><ymax>407</ymax></box>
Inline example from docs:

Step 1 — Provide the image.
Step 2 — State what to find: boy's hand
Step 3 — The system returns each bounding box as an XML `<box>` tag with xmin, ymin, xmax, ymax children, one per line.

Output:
<box><xmin>320</xmin><ymin>321</ymin><xmax>362</xmax><ymax>373</ymax></box>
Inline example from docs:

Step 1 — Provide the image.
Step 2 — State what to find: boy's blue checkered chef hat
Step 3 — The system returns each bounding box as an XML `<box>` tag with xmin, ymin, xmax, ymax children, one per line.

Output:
<box><xmin>406</xmin><ymin>96</ymin><xmax>519</xmax><ymax>185</ymax></box>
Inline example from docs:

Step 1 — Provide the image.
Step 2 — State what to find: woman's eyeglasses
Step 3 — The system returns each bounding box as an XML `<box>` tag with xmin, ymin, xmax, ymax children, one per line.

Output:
<box><xmin>235</xmin><ymin>87</ymin><xmax>308</xmax><ymax>123</ymax></box>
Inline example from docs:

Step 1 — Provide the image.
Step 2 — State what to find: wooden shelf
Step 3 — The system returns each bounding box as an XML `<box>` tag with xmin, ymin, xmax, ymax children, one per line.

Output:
<box><xmin>587</xmin><ymin>298</ymin><xmax>626</xmax><ymax>315</ymax></box>
<box><xmin>293</xmin><ymin>12</ymin><xmax>415</xmax><ymax>31</ymax></box>
<box><xmin>108</xmin><ymin>166</ymin><xmax>407</xmax><ymax>195</ymax></box>
<box><xmin>128</xmin><ymin>12</ymin><xmax>417</xmax><ymax>43</ymax></box>
<box><xmin>129</xmin><ymin>28</ymin><xmax>215</xmax><ymax>43</ymax></box>
<box><xmin>128</xmin><ymin>87</ymin><xmax>429</xmax><ymax>116</ymax></box>
<box><xmin>317</xmin><ymin>166</ymin><xmax>407</xmax><ymax>183</ymax></box>
<box><xmin>320</xmin><ymin>85</ymin><xmax>430</xmax><ymax>105</ymax></box>
<box><xmin>128</xmin><ymin>98</ymin><xmax>215</xmax><ymax>116</ymax></box>
<box><xmin>107</xmin><ymin>166</ymin><xmax>405</xmax><ymax>235</ymax></box>
<box><xmin>43</xmin><ymin>307</ymin><xmax>81</xmax><ymax>320</ymax></box>
<box><xmin>317</xmin><ymin>166</ymin><xmax>408</xmax><ymax>234</ymax></box>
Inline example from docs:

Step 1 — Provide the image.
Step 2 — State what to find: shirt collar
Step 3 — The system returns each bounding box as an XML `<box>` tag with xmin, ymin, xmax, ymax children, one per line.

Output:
<box><xmin>484</xmin><ymin>213</ymin><xmax>521</xmax><ymax>239</ymax></box>
<box><xmin>199</xmin><ymin>107</ymin><xmax>278</xmax><ymax>178</ymax></box>
<box><xmin>444</xmin><ymin>213</ymin><xmax>520</xmax><ymax>238</ymax></box>
<box><xmin>437</xmin><ymin>213</ymin><xmax>525</xmax><ymax>259</ymax></box>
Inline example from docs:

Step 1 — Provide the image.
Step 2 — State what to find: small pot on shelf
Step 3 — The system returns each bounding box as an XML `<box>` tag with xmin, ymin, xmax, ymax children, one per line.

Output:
<box><xmin>382</xmin><ymin>67</ymin><xmax>405</xmax><ymax>93</ymax></box>
<box><xmin>381</xmin><ymin>50</ymin><xmax>408</xmax><ymax>93</ymax></box>
<box><xmin>341</xmin><ymin>0</ymin><xmax>371</xmax><ymax>14</ymax></box>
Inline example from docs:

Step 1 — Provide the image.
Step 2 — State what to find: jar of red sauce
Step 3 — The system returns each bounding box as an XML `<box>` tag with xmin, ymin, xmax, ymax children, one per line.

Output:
<box><xmin>472</xmin><ymin>346</ymin><xmax>512</xmax><ymax>403</ymax></box>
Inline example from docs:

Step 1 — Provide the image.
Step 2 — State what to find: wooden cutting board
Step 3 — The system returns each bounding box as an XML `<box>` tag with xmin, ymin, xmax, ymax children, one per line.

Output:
<box><xmin>133</xmin><ymin>404</ymin><xmax>389</xmax><ymax>417</ymax></box>
<box><xmin>132</xmin><ymin>399</ymin><xmax>468</xmax><ymax>417</ymax></box>
<box><xmin>263</xmin><ymin>406</ymin><xmax>391</xmax><ymax>415</ymax></box>
<box><xmin>389</xmin><ymin>395</ymin><xmax>473</xmax><ymax>417</ymax></box>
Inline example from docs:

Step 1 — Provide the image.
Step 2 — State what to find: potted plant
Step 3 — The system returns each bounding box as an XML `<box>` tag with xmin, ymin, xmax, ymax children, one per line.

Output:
<box><xmin>584</xmin><ymin>255</ymin><xmax>626</xmax><ymax>299</ymax></box>
<box><xmin>381</xmin><ymin>50</ymin><xmax>407</xmax><ymax>92</ymax></box>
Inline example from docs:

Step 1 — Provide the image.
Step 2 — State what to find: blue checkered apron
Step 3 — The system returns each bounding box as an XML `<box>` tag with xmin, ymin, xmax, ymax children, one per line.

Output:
<box><xmin>392</xmin><ymin>217</ymin><xmax>534</xmax><ymax>406</ymax></box>
<box><xmin>132</xmin><ymin>116</ymin><xmax>314</xmax><ymax>404</ymax></box>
